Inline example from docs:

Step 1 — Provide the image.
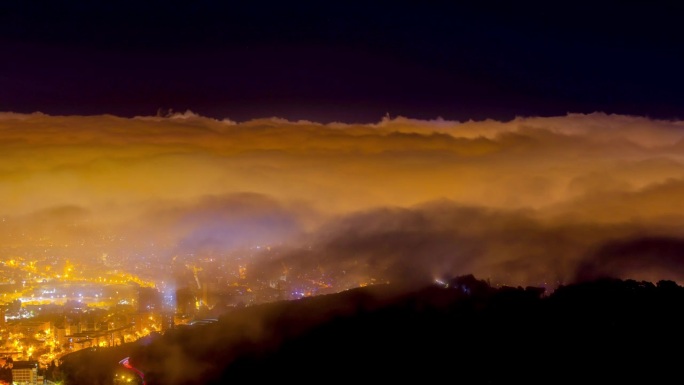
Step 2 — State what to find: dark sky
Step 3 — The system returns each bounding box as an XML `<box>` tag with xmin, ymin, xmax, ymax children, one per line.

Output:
<box><xmin>2</xmin><ymin>1</ymin><xmax>684</xmax><ymax>123</ymax></box>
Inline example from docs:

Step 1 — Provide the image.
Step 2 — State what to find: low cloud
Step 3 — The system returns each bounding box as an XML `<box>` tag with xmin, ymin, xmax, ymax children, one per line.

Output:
<box><xmin>2</xmin><ymin>111</ymin><xmax>684</xmax><ymax>286</ymax></box>
<box><xmin>252</xmin><ymin>201</ymin><xmax>684</xmax><ymax>290</ymax></box>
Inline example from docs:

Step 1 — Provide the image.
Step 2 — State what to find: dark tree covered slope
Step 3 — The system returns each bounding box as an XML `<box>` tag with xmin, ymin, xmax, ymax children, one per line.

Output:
<box><xmin>62</xmin><ymin>276</ymin><xmax>684</xmax><ymax>384</ymax></box>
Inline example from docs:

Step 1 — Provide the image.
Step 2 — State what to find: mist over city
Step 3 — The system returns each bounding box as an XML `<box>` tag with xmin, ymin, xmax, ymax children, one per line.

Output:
<box><xmin>4</xmin><ymin>1</ymin><xmax>684</xmax><ymax>384</ymax></box>
<box><xmin>3</xmin><ymin>111</ymin><xmax>684</xmax><ymax>290</ymax></box>
<box><xmin>0</xmin><ymin>110</ymin><xmax>682</xmax><ymax>382</ymax></box>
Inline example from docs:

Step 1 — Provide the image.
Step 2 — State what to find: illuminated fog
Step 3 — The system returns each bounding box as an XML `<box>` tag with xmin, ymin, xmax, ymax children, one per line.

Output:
<box><xmin>2</xmin><ymin>111</ymin><xmax>684</xmax><ymax>288</ymax></box>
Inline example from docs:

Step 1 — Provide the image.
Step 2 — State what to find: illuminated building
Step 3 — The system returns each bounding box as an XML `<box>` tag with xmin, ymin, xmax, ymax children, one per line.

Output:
<box><xmin>137</xmin><ymin>287</ymin><xmax>162</xmax><ymax>313</ymax></box>
<box><xmin>55</xmin><ymin>325</ymin><xmax>70</xmax><ymax>347</ymax></box>
<box><xmin>7</xmin><ymin>320</ymin><xmax>51</xmax><ymax>337</ymax></box>
<box><xmin>11</xmin><ymin>360</ymin><xmax>38</xmax><ymax>385</ymax></box>
<box><xmin>175</xmin><ymin>287</ymin><xmax>197</xmax><ymax>316</ymax></box>
<box><xmin>160</xmin><ymin>312</ymin><xmax>175</xmax><ymax>332</ymax></box>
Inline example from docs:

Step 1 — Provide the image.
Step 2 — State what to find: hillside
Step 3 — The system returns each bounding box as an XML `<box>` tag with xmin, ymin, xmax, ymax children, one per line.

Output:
<box><xmin>62</xmin><ymin>276</ymin><xmax>684</xmax><ymax>384</ymax></box>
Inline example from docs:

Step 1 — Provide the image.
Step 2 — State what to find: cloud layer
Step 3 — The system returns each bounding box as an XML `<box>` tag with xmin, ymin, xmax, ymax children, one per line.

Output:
<box><xmin>2</xmin><ymin>111</ymin><xmax>684</xmax><ymax>287</ymax></box>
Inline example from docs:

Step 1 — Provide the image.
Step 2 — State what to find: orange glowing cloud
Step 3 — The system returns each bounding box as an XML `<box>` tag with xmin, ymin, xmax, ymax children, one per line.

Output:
<box><xmin>1</xmin><ymin>111</ymin><xmax>684</xmax><ymax>287</ymax></box>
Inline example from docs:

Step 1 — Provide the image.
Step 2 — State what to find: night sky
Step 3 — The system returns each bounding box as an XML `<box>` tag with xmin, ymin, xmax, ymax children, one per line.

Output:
<box><xmin>3</xmin><ymin>1</ymin><xmax>684</xmax><ymax>122</ymax></box>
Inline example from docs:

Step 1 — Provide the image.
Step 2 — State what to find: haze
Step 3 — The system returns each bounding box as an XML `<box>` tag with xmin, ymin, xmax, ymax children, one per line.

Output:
<box><xmin>2</xmin><ymin>111</ymin><xmax>684</xmax><ymax>290</ymax></box>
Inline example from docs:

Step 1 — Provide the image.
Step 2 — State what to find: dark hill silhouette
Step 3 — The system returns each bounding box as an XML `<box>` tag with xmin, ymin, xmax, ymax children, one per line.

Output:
<box><xmin>61</xmin><ymin>275</ymin><xmax>684</xmax><ymax>384</ymax></box>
